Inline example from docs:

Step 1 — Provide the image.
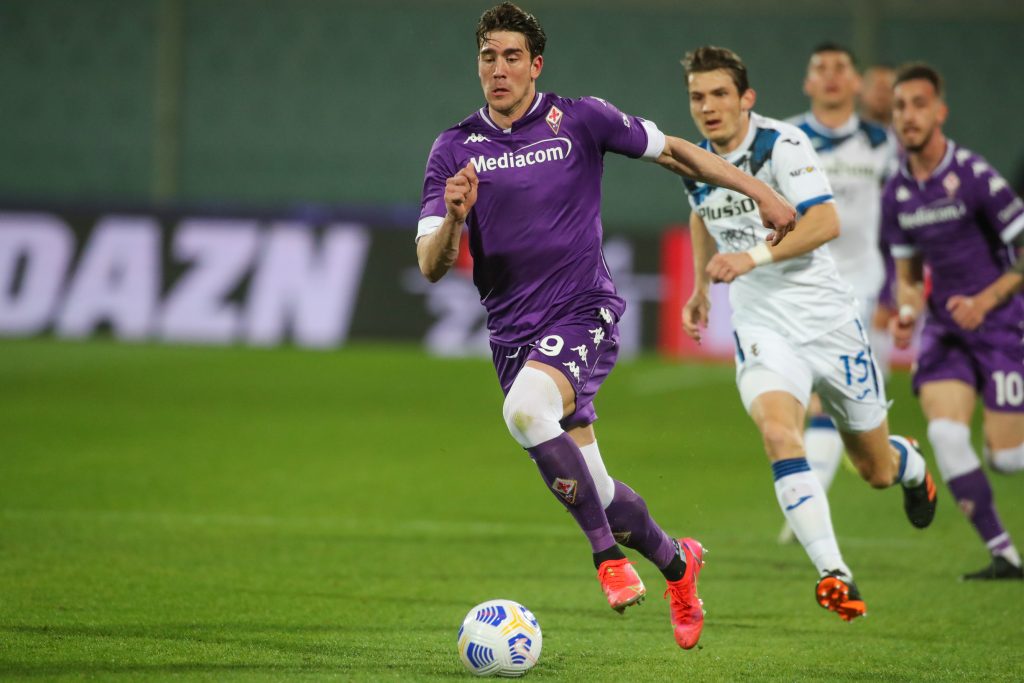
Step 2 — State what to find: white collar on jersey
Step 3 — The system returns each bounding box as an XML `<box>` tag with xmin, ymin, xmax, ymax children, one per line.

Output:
<box><xmin>477</xmin><ymin>92</ymin><xmax>548</xmax><ymax>133</ymax></box>
<box><xmin>899</xmin><ymin>139</ymin><xmax>956</xmax><ymax>182</ymax></box>
<box><xmin>718</xmin><ymin>112</ymin><xmax>761</xmax><ymax>164</ymax></box>
<box><xmin>804</xmin><ymin>111</ymin><xmax>860</xmax><ymax>139</ymax></box>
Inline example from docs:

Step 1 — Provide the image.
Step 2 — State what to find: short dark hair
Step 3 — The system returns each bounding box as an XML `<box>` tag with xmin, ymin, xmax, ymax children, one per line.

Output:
<box><xmin>682</xmin><ymin>46</ymin><xmax>750</xmax><ymax>94</ymax></box>
<box><xmin>895</xmin><ymin>62</ymin><xmax>944</xmax><ymax>97</ymax></box>
<box><xmin>811</xmin><ymin>41</ymin><xmax>858</xmax><ymax>67</ymax></box>
<box><xmin>476</xmin><ymin>3</ymin><xmax>546</xmax><ymax>59</ymax></box>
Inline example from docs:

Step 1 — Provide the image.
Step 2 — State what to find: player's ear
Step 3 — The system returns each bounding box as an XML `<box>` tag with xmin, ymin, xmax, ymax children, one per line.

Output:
<box><xmin>936</xmin><ymin>100</ymin><xmax>948</xmax><ymax>125</ymax></box>
<box><xmin>531</xmin><ymin>55</ymin><xmax>543</xmax><ymax>80</ymax></box>
<box><xmin>802</xmin><ymin>78</ymin><xmax>812</xmax><ymax>98</ymax></box>
<box><xmin>741</xmin><ymin>87</ymin><xmax>757</xmax><ymax>112</ymax></box>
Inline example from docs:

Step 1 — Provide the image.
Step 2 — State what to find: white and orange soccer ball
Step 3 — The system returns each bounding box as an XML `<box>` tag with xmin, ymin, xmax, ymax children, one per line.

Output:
<box><xmin>457</xmin><ymin>599</ymin><xmax>542</xmax><ymax>677</ymax></box>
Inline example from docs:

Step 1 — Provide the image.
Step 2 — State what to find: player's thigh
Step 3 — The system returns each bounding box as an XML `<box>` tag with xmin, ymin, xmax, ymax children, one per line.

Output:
<box><xmin>919</xmin><ymin>380</ymin><xmax>977</xmax><ymax>423</ymax></box>
<box><xmin>911</xmin><ymin>323</ymin><xmax>979</xmax><ymax>402</ymax></box>
<box><xmin>734</xmin><ymin>326</ymin><xmax>813</xmax><ymax>414</ymax></box>
<box><xmin>982</xmin><ymin>410</ymin><xmax>1024</xmax><ymax>450</ymax></box>
<box><xmin>522</xmin><ymin>360</ymin><xmax>576</xmax><ymax>418</ymax></box>
<box><xmin>808</xmin><ymin>320</ymin><xmax>888</xmax><ymax>433</ymax></box>
<box><xmin>524</xmin><ymin>312</ymin><xmax>619</xmax><ymax>428</ymax></box>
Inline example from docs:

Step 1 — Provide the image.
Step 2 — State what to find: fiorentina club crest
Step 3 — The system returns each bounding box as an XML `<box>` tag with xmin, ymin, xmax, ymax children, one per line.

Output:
<box><xmin>545</xmin><ymin>105</ymin><xmax>563</xmax><ymax>134</ymax></box>
<box><xmin>552</xmin><ymin>477</ymin><xmax>578</xmax><ymax>504</ymax></box>
<box><xmin>943</xmin><ymin>171</ymin><xmax>960</xmax><ymax>197</ymax></box>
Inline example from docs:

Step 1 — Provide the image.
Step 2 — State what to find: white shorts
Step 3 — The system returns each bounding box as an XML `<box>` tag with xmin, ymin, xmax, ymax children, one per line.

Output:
<box><xmin>733</xmin><ymin>319</ymin><xmax>889</xmax><ymax>433</ymax></box>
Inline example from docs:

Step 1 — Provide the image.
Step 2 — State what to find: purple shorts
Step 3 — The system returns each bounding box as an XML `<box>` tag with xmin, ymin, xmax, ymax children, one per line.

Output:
<box><xmin>491</xmin><ymin>307</ymin><xmax>620</xmax><ymax>429</ymax></box>
<box><xmin>912</xmin><ymin>320</ymin><xmax>1024</xmax><ymax>412</ymax></box>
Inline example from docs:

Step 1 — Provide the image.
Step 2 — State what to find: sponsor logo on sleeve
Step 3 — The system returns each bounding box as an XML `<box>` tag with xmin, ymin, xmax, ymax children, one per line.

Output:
<box><xmin>789</xmin><ymin>165</ymin><xmax>817</xmax><ymax>177</ymax></box>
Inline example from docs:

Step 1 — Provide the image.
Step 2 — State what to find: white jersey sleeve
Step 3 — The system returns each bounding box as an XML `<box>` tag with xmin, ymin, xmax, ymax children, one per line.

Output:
<box><xmin>770</xmin><ymin>130</ymin><xmax>834</xmax><ymax>214</ymax></box>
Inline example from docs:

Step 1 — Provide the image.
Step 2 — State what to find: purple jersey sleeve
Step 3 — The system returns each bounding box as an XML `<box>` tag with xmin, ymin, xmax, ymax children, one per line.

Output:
<box><xmin>417</xmin><ymin>132</ymin><xmax>458</xmax><ymax>239</ymax></box>
<box><xmin>574</xmin><ymin>97</ymin><xmax>663</xmax><ymax>160</ymax></box>
<box><xmin>969</xmin><ymin>159</ymin><xmax>1024</xmax><ymax>244</ymax></box>
<box><xmin>881</xmin><ymin>181</ymin><xmax>916</xmax><ymax>258</ymax></box>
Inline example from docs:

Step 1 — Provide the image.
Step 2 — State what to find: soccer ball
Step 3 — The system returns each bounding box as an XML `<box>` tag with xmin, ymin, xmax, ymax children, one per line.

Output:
<box><xmin>457</xmin><ymin>599</ymin><xmax>542</xmax><ymax>677</ymax></box>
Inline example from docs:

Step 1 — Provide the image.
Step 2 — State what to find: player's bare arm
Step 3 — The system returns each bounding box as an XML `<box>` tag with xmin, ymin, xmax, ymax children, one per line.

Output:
<box><xmin>657</xmin><ymin>136</ymin><xmax>797</xmax><ymax>246</ymax></box>
<box><xmin>705</xmin><ymin>202</ymin><xmax>839</xmax><ymax>284</ymax></box>
<box><xmin>890</xmin><ymin>256</ymin><xmax>925</xmax><ymax>349</ymax></box>
<box><xmin>682</xmin><ymin>212</ymin><xmax>716</xmax><ymax>343</ymax></box>
<box><xmin>417</xmin><ymin>162</ymin><xmax>479</xmax><ymax>282</ymax></box>
<box><xmin>946</xmin><ymin>237</ymin><xmax>1024</xmax><ymax>331</ymax></box>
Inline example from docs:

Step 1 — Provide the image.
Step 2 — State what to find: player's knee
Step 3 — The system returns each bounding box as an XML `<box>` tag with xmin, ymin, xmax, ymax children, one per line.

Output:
<box><xmin>985</xmin><ymin>440</ymin><xmax>1024</xmax><ymax>474</ymax></box>
<box><xmin>927</xmin><ymin>419</ymin><xmax>979</xmax><ymax>481</ymax></box>
<box><xmin>502</xmin><ymin>367</ymin><xmax>564</xmax><ymax>449</ymax></box>
<box><xmin>760</xmin><ymin>420</ymin><xmax>802</xmax><ymax>459</ymax></box>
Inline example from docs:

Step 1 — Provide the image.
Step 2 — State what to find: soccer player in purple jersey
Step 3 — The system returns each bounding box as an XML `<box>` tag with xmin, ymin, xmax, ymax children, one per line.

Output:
<box><xmin>416</xmin><ymin>3</ymin><xmax>796</xmax><ymax>649</ymax></box>
<box><xmin>885</xmin><ymin>63</ymin><xmax>1024</xmax><ymax>580</ymax></box>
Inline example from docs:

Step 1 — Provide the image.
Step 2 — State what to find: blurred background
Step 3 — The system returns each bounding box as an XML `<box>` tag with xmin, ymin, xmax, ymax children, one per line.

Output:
<box><xmin>2</xmin><ymin>0</ymin><xmax>1022</xmax><ymax>357</ymax></box>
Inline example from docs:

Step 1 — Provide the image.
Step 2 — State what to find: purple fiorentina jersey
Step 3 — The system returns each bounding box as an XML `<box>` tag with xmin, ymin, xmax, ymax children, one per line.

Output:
<box><xmin>418</xmin><ymin>92</ymin><xmax>663</xmax><ymax>345</ymax></box>
<box><xmin>882</xmin><ymin>142</ymin><xmax>1024</xmax><ymax>333</ymax></box>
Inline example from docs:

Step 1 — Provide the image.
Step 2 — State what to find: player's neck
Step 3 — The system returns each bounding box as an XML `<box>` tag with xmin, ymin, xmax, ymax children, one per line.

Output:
<box><xmin>811</xmin><ymin>103</ymin><xmax>855</xmax><ymax>130</ymax></box>
<box><xmin>907</xmin><ymin>132</ymin><xmax>948</xmax><ymax>181</ymax></box>
<box><xmin>487</xmin><ymin>87</ymin><xmax>538</xmax><ymax>130</ymax></box>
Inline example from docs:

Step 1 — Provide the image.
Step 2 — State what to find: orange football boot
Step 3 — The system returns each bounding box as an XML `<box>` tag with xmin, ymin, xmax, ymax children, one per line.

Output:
<box><xmin>597</xmin><ymin>557</ymin><xmax>646</xmax><ymax>614</ymax></box>
<box><xmin>815</xmin><ymin>570</ymin><xmax>867</xmax><ymax>622</ymax></box>
<box><xmin>664</xmin><ymin>537</ymin><xmax>705</xmax><ymax>649</ymax></box>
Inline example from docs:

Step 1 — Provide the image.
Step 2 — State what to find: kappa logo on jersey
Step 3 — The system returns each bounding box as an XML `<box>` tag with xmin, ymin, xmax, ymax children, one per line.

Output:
<box><xmin>599</xmin><ymin>308</ymin><xmax>613</xmax><ymax>324</ymax></box>
<box><xmin>896</xmin><ymin>186</ymin><xmax>912</xmax><ymax>202</ymax></box>
<box><xmin>956</xmin><ymin>148</ymin><xmax>971</xmax><ymax>164</ymax></box>
<box><xmin>589</xmin><ymin>327</ymin><xmax>605</xmax><ymax>347</ymax></box>
<box><xmin>563</xmin><ymin>361</ymin><xmax>581</xmax><ymax>383</ymax></box>
<box><xmin>552</xmin><ymin>478</ymin><xmax>578</xmax><ymax>504</ymax></box>
<box><xmin>470</xmin><ymin>137</ymin><xmax>572</xmax><ymax>175</ymax></box>
<box><xmin>971</xmin><ymin>160</ymin><xmax>989</xmax><ymax>177</ymax></box>
<box><xmin>463</xmin><ymin>133</ymin><xmax>490</xmax><ymax>144</ymax></box>
<box><xmin>943</xmin><ymin>172</ymin><xmax>960</xmax><ymax>197</ymax></box>
<box><xmin>621</xmin><ymin>114</ymin><xmax>630</xmax><ymax>128</ymax></box>
<box><xmin>545</xmin><ymin>105</ymin><xmax>563</xmax><ymax>134</ymax></box>
<box><xmin>571</xmin><ymin>344</ymin><xmax>589</xmax><ymax>365</ymax></box>
<box><xmin>989</xmin><ymin>175</ymin><xmax>1008</xmax><ymax>196</ymax></box>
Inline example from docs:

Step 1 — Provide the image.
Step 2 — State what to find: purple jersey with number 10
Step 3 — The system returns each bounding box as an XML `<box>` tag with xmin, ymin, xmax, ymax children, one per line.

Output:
<box><xmin>881</xmin><ymin>141</ymin><xmax>1024</xmax><ymax>410</ymax></box>
<box><xmin>417</xmin><ymin>92</ymin><xmax>664</xmax><ymax>346</ymax></box>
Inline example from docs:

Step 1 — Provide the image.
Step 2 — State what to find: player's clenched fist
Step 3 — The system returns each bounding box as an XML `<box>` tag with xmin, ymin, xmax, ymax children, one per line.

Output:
<box><xmin>445</xmin><ymin>162</ymin><xmax>479</xmax><ymax>223</ymax></box>
<box><xmin>756</xmin><ymin>188</ymin><xmax>798</xmax><ymax>246</ymax></box>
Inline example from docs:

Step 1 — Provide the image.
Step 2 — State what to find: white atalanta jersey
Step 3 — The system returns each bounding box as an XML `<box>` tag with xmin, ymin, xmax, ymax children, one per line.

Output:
<box><xmin>684</xmin><ymin>112</ymin><xmax>857</xmax><ymax>343</ymax></box>
<box><xmin>787</xmin><ymin>112</ymin><xmax>897</xmax><ymax>305</ymax></box>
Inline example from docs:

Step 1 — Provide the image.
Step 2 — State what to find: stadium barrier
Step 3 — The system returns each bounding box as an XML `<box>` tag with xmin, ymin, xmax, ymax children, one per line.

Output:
<box><xmin>0</xmin><ymin>209</ymin><xmax>917</xmax><ymax>362</ymax></box>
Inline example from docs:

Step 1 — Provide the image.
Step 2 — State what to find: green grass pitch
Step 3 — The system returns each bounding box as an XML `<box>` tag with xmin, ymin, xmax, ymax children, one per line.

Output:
<box><xmin>1</xmin><ymin>339</ymin><xmax>1021</xmax><ymax>681</ymax></box>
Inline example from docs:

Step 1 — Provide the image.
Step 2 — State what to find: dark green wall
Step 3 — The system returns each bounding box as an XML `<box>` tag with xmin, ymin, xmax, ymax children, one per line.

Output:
<box><xmin>2</xmin><ymin>0</ymin><xmax>1022</xmax><ymax>231</ymax></box>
